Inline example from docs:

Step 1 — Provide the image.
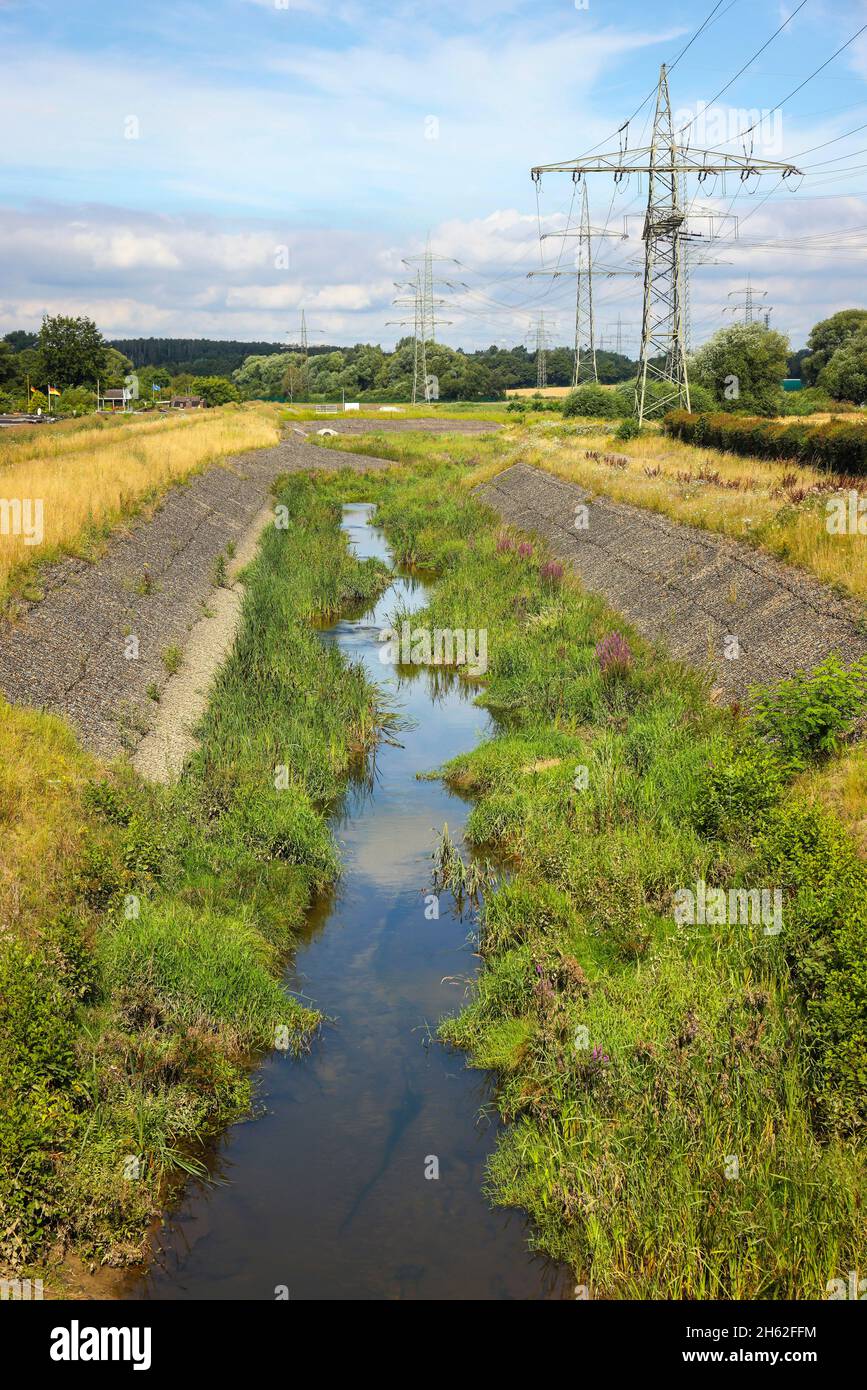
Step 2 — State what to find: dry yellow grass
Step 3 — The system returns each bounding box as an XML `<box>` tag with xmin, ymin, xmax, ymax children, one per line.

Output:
<box><xmin>0</xmin><ymin>403</ymin><xmax>280</xmax><ymax>602</ymax></box>
<box><xmin>0</xmin><ymin>699</ymin><xmax>98</xmax><ymax>938</ymax></box>
<box><xmin>470</xmin><ymin>423</ymin><xmax>867</xmax><ymax>606</ymax></box>
<box><xmin>796</xmin><ymin>743</ymin><xmax>867</xmax><ymax>859</ymax></box>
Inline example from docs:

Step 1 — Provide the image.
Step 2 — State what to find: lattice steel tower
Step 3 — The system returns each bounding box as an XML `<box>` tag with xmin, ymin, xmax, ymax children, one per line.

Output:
<box><xmin>531</xmin><ymin>64</ymin><xmax>801</xmax><ymax>423</ymax></box>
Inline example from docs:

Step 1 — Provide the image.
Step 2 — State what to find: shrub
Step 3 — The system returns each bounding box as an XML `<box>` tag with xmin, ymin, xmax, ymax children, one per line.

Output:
<box><xmin>755</xmin><ymin>803</ymin><xmax>867</xmax><ymax>1133</ymax></box>
<box><xmin>562</xmin><ymin>385</ymin><xmax>626</xmax><ymax>419</ymax></box>
<box><xmin>663</xmin><ymin>410</ymin><xmax>867</xmax><ymax>475</ymax></box>
<box><xmin>694</xmin><ymin>741</ymin><xmax>784</xmax><ymax>838</ymax></box>
<box><xmin>749</xmin><ymin>656</ymin><xmax>867</xmax><ymax>775</ymax></box>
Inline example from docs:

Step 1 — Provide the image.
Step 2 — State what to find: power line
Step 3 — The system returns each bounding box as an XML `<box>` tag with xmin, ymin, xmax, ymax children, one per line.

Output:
<box><xmin>676</xmin><ymin>1</ymin><xmax>808</xmax><ymax>139</ymax></box>
<box><xmin>701</xmin><ymin>22</ymin><xmax>867</xmax><ymax>154</ymax></box>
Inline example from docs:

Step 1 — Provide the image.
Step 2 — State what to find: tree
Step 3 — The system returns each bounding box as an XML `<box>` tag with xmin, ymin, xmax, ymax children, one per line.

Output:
<box><xmin>10</xmin><ymin>346</ymin><xmax>42</xmax><ymax>389</ymax></box>
<box><xmin>689</xmin><ymin>323</ymin><xmax>790</xmax><ymax>415</ymax></box>
<box><xmin>57</xmin><ymin>386</ymin><xmax>97</xmax><ymax>416</ymax></box>
<box><xmin>189</xmin><ymin>375</ymin><xmax>240</xmax><ymax>406</ymax></box>
<box><xmin>102</xmin><ymin>347</ymin><xmax>134</xmax><ymax>388</ymax></box>
<box><xmin>136</xmin><ymin>366</ymin><xmax>173</xmax><ymax>402</ymax></box>
<box><xmin>3</xmin><ymin>330</ymin><xmax>38</xmax><ymax>352</ymax></box>
<box><xmin>819</xmin><ymin>329</ymin><xmax>867</xmax><ymax>403</ymax></box>
<box><xmin>801</xmin><ymin>309</ymin><xmax>867</xmax><ymax>386</ymax></box>
<box><xmin>0</xmin><ymin>341</ymin><xmax>17</xmax><ymax>387</ymax></box>
<box><xmin>233</xmin><ymin>352</ymin><xmax>292</xmax><ymax>399</ymax></box>
<box><xmin>38</xmin><ymin>314</ymin><xmax>108</xmax><ymax>388</ymax></box>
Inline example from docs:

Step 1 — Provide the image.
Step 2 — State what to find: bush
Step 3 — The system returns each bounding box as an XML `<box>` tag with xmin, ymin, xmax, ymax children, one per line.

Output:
<box><xmin>562</xmin><ymin>385</ymin><xmax>626</xmax><ymax>419</ymax></box>
<box><xmin>664</xmin><ymin>409</ymin><xmax>867</xmax><ymax>475</ymax></box>
<box><xmin>756</xmin><ymin>803</ymin><xmax>867</xmax><ymax>1133</ymax></box>
<box><xmin>615</xmin><ymin>417</ymin><xmax>642</xmax><ymax>442</ymax></box>
<box><xmin>749</xmin><ymin>656</ymin><xmax>867</xmax><ymax>774</ymax></box>
<box><xmin>694</xmin><ymin>741</ymin><xmax>784</xmax><ymax>838</ymax></box>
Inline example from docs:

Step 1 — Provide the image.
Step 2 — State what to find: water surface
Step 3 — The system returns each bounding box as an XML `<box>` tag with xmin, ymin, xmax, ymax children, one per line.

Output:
<box><xmin>129</xmin><ymin>503</ymin><xmax>568</xmax><ymax>1301</ymax></box>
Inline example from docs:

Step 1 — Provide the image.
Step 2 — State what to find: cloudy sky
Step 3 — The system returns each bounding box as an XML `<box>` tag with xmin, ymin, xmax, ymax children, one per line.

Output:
<box><xmin>1</xmin><ymin>0</ymin><xmax>866</xmax><ymax>353</ymax></box>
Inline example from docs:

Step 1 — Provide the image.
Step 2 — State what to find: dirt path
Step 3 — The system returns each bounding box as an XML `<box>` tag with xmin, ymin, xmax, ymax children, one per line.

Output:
<box><xmin>477</xmin><ymin>463</ymin><xmax>867</xmax><ymax>699</ymax></box>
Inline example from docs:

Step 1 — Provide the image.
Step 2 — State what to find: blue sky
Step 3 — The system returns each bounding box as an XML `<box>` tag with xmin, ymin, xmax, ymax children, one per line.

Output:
<box><xmin>1</xmin><ymin>0</ymin><xmax>866</xmax><ymax>350</ymax></box>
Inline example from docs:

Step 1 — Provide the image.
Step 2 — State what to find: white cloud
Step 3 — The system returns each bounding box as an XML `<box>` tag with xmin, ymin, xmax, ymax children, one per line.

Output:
<box><xmin>1</xmin><ymin>193</ymin><xmax>865</xmax><ymax>351</ymax></box>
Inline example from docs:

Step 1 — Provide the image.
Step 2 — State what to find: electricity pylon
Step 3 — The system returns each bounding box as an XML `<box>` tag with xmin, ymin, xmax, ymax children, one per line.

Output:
<box><xmin>402</xmin><ymin>236</ymin><xmax>458</xmax><ymax>346</ymax></box>
<box><xmin>531</xmin><ymin>183</ymin><xmax>636</xmax><ymax>386</ymax></box>
<box><xmin>531</xmin><ymin>64</ymin><xmax>801</xmax><ymax>423</ymax></box>
<box><xmin>286</xmin><ymin>310</ymin><xmax>325</xmax><ymax>401</ymax></box>
<box><xmin>601</xmin><ymin>316</ymin><xmax>638</xmax><ymax>356</ymax></box>
<box><xmin>534</xmin><ymin>313</ymin><xmax>549</xmax><ymax>389</ymax></box>
<box><xmin>726</xmin><ymin>277</ymin><xmax>768</xmax><ymax>324</ymax></box>
<box><xmin>389</xmin><ymin>269</ymin><xmax>452</xmax><ymax>404</ymax></box>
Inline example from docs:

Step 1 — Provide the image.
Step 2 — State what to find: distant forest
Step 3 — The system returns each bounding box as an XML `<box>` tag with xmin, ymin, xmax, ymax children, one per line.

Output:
<box><xmin>109</xmin><ymin>336</ymin><xmax>638</xmax><ymax>388</ymax></box>
<box><xmin>108</xmin><ymin>337</ymin><xmax>295</xmax><ymax>376</ymax></box>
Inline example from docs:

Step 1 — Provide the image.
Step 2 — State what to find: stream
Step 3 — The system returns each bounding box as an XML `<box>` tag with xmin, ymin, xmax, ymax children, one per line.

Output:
<box><xmin>127</xmin><ymin>502</ymin><xmax>569</xmax><ymax>1301</ymax></box>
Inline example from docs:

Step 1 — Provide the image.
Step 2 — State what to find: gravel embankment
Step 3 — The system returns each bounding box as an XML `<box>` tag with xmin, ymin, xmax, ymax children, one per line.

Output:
<box><xmin>0</xmin><ymin>433</ymin><xmax>394</xmax><ymax>759</ymax></box>
<box><xmin>476</xmin><ymin>463</ymin><xmax>867</xmax><ymax>700</ymax></box>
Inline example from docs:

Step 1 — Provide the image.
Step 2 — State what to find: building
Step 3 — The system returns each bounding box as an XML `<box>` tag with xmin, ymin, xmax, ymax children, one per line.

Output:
<box><xmin>170</xmin><ymin>395</ymin><xmax>205</xmax><ymax>409</ymax></box>
<box><xmin>98</xmin><ymin>387</ymin><xmax>131</xmax><ymax>411</ymax></box>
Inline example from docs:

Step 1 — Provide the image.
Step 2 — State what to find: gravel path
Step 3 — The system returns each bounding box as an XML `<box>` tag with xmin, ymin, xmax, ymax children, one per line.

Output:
<box><xmin>0</xmin><ymin>433</ymin><xmax>394</xmax><ymax>760</ymax></box>
<box><xmin>291</xmin><ymin>417</ymin><xmax>501</xmax><ymax>437</ymax></box>
<box><xmin>476</xmin><ymin>463</ymin><xmax>867</xmax><ymax>700</ymax></box>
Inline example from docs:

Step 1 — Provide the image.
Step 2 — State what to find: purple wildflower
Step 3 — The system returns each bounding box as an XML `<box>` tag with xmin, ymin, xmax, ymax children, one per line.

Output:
<box><xmin>596</xmin><ymin>630</ymin><xmax>633</xmax><ymax>676</ymax></box>
<box><xmin>539</xmin><ymin>560</ymin><xmax>564</xmax><ymax>585</ymax></box>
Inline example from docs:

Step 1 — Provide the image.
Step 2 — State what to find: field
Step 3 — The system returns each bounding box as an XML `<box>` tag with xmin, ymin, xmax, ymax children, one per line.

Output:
<box><xmin>0</xmin><ymin>404</ymin><xmax>281</xmax><ymax>607</ymax></box>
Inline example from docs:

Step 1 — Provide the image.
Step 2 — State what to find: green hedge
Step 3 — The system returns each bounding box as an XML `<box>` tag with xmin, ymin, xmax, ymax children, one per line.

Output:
<box><xmin>664</xmin><ymin>409</ymin><xmax>867</xmax><ymax>475</ymax></box>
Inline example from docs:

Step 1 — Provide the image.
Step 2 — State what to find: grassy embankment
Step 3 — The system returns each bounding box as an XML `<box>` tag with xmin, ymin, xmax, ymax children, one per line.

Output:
<box><xmin>308</xmin><ymin>452</ymin><xmax>866</xmax><ymax>1299</ymax></box>
<box><xmin>0</xmin><ymin>403</ymin><xmax>282</xmax><ymax>610</ymax></box>
<box><xmin>0</xmin><ymin>476</ymin><xmax>390</xmax><ymax>1279</ymax></box>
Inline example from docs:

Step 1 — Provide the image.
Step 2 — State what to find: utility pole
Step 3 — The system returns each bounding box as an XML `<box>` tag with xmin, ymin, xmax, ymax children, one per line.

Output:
<box><xmin>531</xmin><ymin>64</ymin><xmax>801</xmax><ymax>423</ymax></box>
<box><xmin>392</xmin><ymin>237</ymin><xmax>457</xmax><ymax>403</ymax></box>
<box><xmin>681</xmin><ymin>245</ymin><xmax>732</xmax><ymax>353</ymax></box>
<box><xmin>531</xmin><ymin>183</ymin><xmax>636</xmax><ymax>386</ymax></box>
<box><xmin>389</xmin><ymin>266</ymin><xmax>453</xmax><ymax>404</ymax></box>
<box><xmin>601</xmin><ymin>315</ymin><xmax>639</xmax><ymax>356</ymax></box>
<box><xmin>402</xmin><ymin>235</ymin><xmax>458</xmax><ymax>347</ymax></box>
<box><xmin>388</xmin><ymin>273</ymin><xmax>425</xmax><ymax>404</ymax></box>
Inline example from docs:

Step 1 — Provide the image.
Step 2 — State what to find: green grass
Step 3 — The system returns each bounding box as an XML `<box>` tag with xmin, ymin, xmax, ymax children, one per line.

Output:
<box><xmin>310</xmin><ymin>453</ymin><xmax>867</xmax><ymax>1300</ymax></box>
<box><xmin>0</xmin><ymin>474</ymin><xmax>391</xmax><ymax>1275</ymax></box>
